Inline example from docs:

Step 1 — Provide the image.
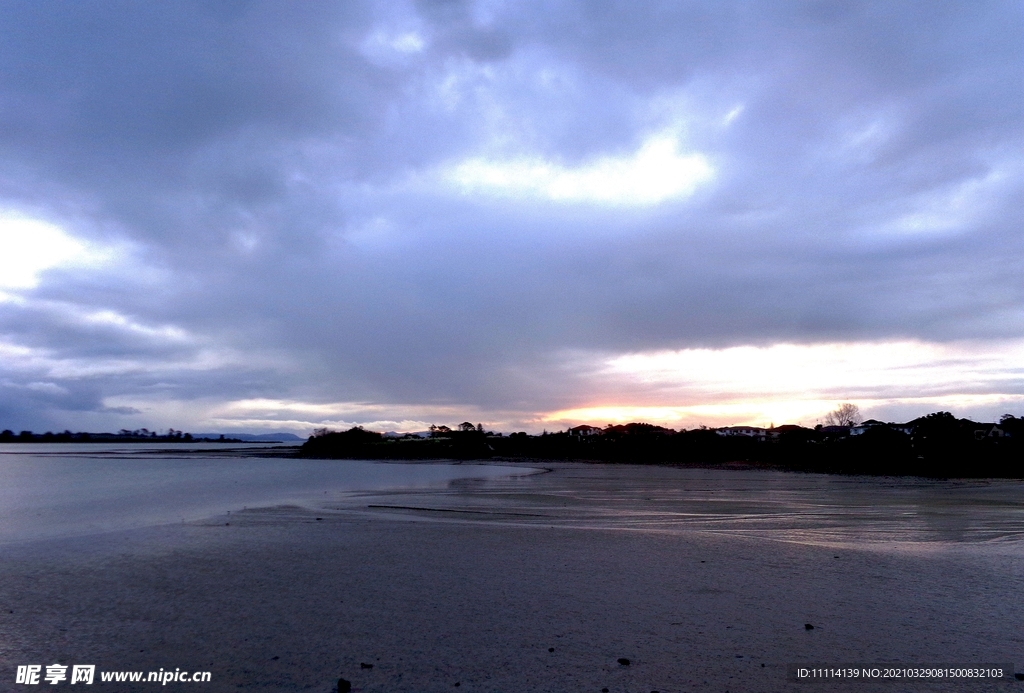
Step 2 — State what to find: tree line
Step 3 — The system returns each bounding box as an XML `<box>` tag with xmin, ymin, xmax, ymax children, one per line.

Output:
<box><xmin>298</xmin><ymin>412</ymin><xmax>1024</xmax><ymax>478</ymax></box>
<box><xmin>0</xmin><ymin>429</ymin><xmax>241</xmax><ymax>443</ymax></box>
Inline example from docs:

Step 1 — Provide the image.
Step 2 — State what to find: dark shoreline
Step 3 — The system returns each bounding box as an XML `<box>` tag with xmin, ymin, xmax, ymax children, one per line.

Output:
<box><xmin>298</xmin><ymin>415</ymin><xmax>1024</xmax><ymax>480</ymax></box>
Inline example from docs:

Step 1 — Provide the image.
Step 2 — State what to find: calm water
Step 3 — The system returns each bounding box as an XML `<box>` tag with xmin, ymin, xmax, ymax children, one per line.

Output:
<box><xmin>347</xmin><ymin>464</ymin><xmax>1024</xmax><ymax>548</ymax></box>
<box><xmin>5</xmin><ymin>445</ymin><xmax>1023</xmax><ymax>549</ymax></box>
<box><xmin>0</xmin><ymin>443</ymin><xmax>537</xmax><ymax>545</ymax></box>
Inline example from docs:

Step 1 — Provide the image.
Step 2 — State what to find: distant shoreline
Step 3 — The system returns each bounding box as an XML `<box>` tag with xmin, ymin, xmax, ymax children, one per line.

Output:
<box><xmin>0</xmin><ymin>435</ymin><xmax>250</xmax><ymax>443</ymax></box>
<box><xmin>0</xmin><ymin>430</ymin><xmax>303</xmax><ymax>444</ymax></box>
<box><xmin>297</xmin><ymin>414</ymin><xmax>1024</xmax><ymax>480</ymax></box>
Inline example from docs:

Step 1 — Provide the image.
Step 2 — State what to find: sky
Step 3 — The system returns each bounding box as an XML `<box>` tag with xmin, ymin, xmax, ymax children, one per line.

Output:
<box><xmin>0</xmin><ymin>0</ymin><xmax>1022</xmax><ymax>435</ymax></box>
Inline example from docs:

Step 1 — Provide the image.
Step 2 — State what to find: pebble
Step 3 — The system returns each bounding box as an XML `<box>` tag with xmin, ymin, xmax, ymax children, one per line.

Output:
<box><xmin>360</xmin><ymin>662</ymin><xmax>373</xmax><ymax>669</ymax></box>
<box><xmin>617</xmin><ymin>658</ymin><xmax>630</xmax><ymax>666</ymax></box>
<box><xmin>804</xmin><ymin>623</ymin><xmax>814</xmax><ymax>630</ymax></box>
<box><xmin>337</xmin><ymin>678</ymin><xmax>351</xmax><ymax>693</ymax></box>
<box><xmin>548</xmin><ymin>647</ymin><xmax>554</xmax><ymax>652</ymax></box>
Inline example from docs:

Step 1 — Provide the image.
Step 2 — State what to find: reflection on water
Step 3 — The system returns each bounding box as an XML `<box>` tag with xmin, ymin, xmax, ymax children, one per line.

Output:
<box><xmin>5</xmin><ymin>444</ymin><xmax>1022</xmax><ymax>550</ymax></box>
<box><xmin>0</xmin><ymin>443</ymin><xmax>536</xmax><ymax>545</ymax></box>
<box><xmin>344</xmin><ymin>465</ymin><xmax>1024</xmax><ymax>548</ymax></box>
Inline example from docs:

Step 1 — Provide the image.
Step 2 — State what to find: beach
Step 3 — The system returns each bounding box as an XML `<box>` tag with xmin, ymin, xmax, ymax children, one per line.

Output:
<box><xmin>2</xmin><ymin>458</ymin><xmax>1024</xmax><ymax>692</ymax></box>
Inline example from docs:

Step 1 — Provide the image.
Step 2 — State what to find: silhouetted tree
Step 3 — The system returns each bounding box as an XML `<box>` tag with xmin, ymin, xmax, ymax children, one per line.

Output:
<box><xmin>824</xmin><ymin>403</ymin><xmax>861</xmax><ymax>427</ymax></box>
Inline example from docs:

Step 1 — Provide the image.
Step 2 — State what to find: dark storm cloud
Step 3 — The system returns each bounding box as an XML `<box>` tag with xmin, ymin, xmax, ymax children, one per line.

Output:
<box><xmin>0</xmin><ymin>0</ymin><xmax>1021</xmax><ymax>430</ymax></box>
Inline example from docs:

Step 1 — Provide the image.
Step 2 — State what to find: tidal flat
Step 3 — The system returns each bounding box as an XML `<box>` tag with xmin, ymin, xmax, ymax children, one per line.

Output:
<box><xmin>1</xmin><ymin>448</ymin><xmax>1023</xmax><ymax>692</ymax></box>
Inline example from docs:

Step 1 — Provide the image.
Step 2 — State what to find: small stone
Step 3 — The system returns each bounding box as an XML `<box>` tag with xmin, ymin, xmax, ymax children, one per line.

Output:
<box><xmin>225</xmin><ymin>522</ymin><xmax>230</xmax><ymax>526</ymax></box>
<box><xmin>360</xmin><ymin>662</ymin><xmax>373</xmax><ymax>669</ymax></box>
<box><xmin>804</xmin><ymin>623</ymin><xmax>814</xmax><ymax>630</ymax></box>
<box><xmin>454</xmin><ymin>683</ymin><xmax>460</xmax><ymax>687</ymax></box>
<box><xmin>761</xmin><ymin>663</ymin><xmax>765</xmax><ymax>667</ymax></box>
<box><xmin>337</xmin><ymin>678</ymin><xmax>351</xmax><ymax>693</ymax></box>
<box><xmin>602</xmin><ymin>689</ymin><xmax>609</xmax><ymax>692</ymax></box>
<box><xmin>271</xmin><ymin>656</ymin><xmax>279</xmax><ymax>661</ymax></box>
<box><xmin>316</xmin><ymin>517</ymin><xmax>323</xmax><ymax>521</ymax></box>
<box><xmin>548</xmin><ymin>647</ymin><xmax>554</xmax><ymax>652</ymax></box>
<box><xmin>617</xmin><ymin>658</ymin><xmax>630</xmax><ymax>666</ymax></box>
<box><xmin>1015</xmin><ymin>673</ymin><xmax>1024</xmax><ymax>681</ymax></box>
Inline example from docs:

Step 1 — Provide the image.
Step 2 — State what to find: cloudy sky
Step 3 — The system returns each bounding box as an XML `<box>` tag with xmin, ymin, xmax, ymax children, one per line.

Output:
<box><xmin>1</xmin><ymin>1</ymin><xmax>1022</xmax><ymax>434</ymax></box>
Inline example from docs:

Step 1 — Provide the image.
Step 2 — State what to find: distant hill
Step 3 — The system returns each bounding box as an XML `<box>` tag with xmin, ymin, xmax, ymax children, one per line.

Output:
<box><xmin>193</xmin><ymin>432</ymin><xmax>304</xmax><ymax>442</ymax></box>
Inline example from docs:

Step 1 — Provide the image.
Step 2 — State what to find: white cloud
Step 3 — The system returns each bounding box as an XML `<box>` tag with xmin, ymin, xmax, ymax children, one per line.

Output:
<box><xmin>91</xmin><ymin>396</ymin><xmax>490</xmax><ymax>435</ymax></box>
<box><xmin>24</xmin><ymin>381</ymin><xmax>69</xmax><ymax>396</ymax></box>
<box><xmin>722</xmin><ymin>105</ymin><xmax>744</xmax><ymax>125</ymax></box>
<box><xmin>360</xmin><ymin>27</ymin><xmax>427</xmax><ymax>65</ymax></box>
<box><xmin>77</xmin><ymin>309</ymin><xmax>191</xmax><ymax>342</ymax></box>
<box><xmin>605</xmin><ymin>340</ymin><xmax>1024</xmax><ymax>396</ymax></box>
<box><xmin>865</xmin><ymin>163</ymin><xmax>1016</xmax><ymax>241</ymax></box>
<box><xmin>0</xmin><ymin>335</ymin><xmax>252</xmax><ymax>380</ymax></box>
<box><xmin>0</xmin><ymin>214</ymin><xmax>111</xmax><ymax>289</ymax></box>
<box><xmin>445</xmin><ymin>134</ymin><xmax>713</xmax><ymax>205</ymax></box>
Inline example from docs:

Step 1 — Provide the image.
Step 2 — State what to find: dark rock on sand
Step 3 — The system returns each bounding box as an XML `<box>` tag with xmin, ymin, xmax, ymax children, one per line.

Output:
<box><xmin>337</xmin><ymin>678</ymin><xmax>351</xmax><ymax>693</ymax></box>
<box><xmin>617</xmin><ymin>658</ymin><xmax>630</xmax><ymax>666</ymax></box>
<box><xmin>804</xmin><ymin>623</ymin><xmax>814</xmax><ymax>630</ymax></box>
<box><xmin>548</xmin><ymin>647</ymin><xmax>554</xmax><ymax>652</ymax></box>
<box><xmin>360</xmin><ymin>662</ymin><xmax>373</xmax><ymax>669</ymax></box>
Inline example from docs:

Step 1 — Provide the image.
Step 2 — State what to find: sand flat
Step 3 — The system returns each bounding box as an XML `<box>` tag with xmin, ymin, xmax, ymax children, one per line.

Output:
<box><xmin>2</xmin><ymin>462</ymin><xmax>1023</xmax><ymax>692</ymax></box>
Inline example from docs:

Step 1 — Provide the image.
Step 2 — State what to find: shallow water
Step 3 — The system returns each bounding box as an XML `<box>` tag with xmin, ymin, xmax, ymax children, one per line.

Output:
<box><xmin>342</xmin><ymin>464</ymin><xmax>1024</xmax><ymax>548</ymax></box>
<box><xmin>0</xmin><ymin>443</ymin><xmax>535</xmax><ymax>545</ymax></box>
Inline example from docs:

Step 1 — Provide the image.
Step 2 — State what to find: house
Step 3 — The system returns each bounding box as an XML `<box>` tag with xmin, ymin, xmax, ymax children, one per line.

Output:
<box><xmin>819</xmin><ymin>425</ymin><xmax>850</xmax><ymax>436</ymax></box>
<box><xmin>715</xmin><ymin>426</ymin><xmax>767</xmax><ymax>440</ymax></box>
<box><xmin>849</xmin><ymin>419</ymin><xmax>886</xmax><ymax>436</ymax></box>
<box><xmin>974</xmin><ymin>424</ymin><xmax>1008</xmax><ymax>440</ymax></box>
<box><xmin>850</xmin><ymin>420</ymin><xmax>915</xmax><ymax>436</ymax></box>
<box><xmin>568</xmin><ymin>425</ymin><xmax>604</xmax><ymax>437</ymax></box>
<box><xmin>767</xmin><ymin>424</ymin><xmax>814</xmax><ymax>441</ymax></box>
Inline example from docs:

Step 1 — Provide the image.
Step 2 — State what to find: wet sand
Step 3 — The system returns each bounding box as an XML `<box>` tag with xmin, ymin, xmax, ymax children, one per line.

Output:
<box><xmin>2</xmin><ymin>462</ymin><xmax>1023</xmax><ymax>692</ymax></box>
